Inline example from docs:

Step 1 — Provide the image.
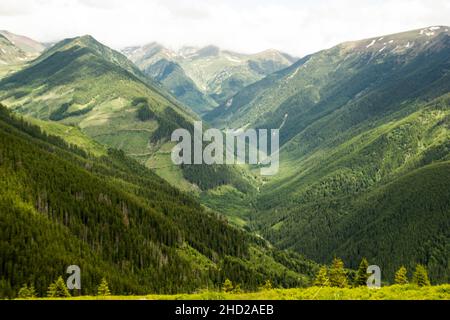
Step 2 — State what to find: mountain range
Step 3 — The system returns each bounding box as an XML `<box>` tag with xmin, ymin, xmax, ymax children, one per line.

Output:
<box><xmin>206</xmin><ymin>26</ymin><xmax>450</xmax><ymax>281</ymax></box>
<box><xmin>0</xmin><ymin>26</ymin><xmax>449</xmax><ymax>298</ymax></box>
<box><xmin>123</xmin><ymin>43</ymin><xmax>297</xmax><ymax>114</ymax></box>
<box><xmin>0</xmin><ymin>31</ymin><xmax>45</xmax><ymax>77</ymax></box>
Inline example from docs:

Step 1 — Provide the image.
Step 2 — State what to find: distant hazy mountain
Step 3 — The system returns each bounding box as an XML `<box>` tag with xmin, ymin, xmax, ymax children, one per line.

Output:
<box><xmin>0</xmin><ymin>34</ymin><xmax>27</xmax><ymax>65</ymax></box>
<box><xmin>0</xmin><ymin>30</ymin><xmax>45</xmax><ymax>55</ymax></box>
<box><xmin>124</xmin><ymin>43</ymin><xmax>217</xmax><ymax>114</ymax></box>
<box><xmin>123</xmin><ymin>43</ymin><xmax>297</xmax><ymax>113</ymax></box>
<box><xmin>208</xmin><ymin>26</ymin><xmax>450</xmax><ymax>282</ymax></box>
<box><xmin>0</xmin><ymin>31</ymin><xmax>44</xmax><ymax>77</ymax></box>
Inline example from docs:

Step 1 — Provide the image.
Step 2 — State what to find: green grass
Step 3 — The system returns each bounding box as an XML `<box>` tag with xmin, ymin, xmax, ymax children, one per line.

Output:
<box><xmin>145</xmin><ymin>142</ymin><xmax>199</xmax><ymax>192</ymax></box>
<box><xmin>24</xmin><ymin>116</ymin><xmax>107</xmax><ymax>157</ymax></box>
<box><xmin>18</xmin><ymin>285</ymin><xmax>450</xmax><ymax>300</ymax></box>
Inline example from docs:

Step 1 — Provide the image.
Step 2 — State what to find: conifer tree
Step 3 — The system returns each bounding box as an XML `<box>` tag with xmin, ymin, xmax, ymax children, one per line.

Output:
<box><xmin>233</xmin><ymin>284</ymin><xmax>242</xmax><ymax>294</ymax></box>
<box><xmin>412</xmin><ymin>265</ymin><xmax>431</xmax><ymax>287</ymax></box>
<box><xmin>97</xmin><ymin>278</ymin><xmax>111</xmax><ymax>296</ymax></box>
<box><xmin>313</xmin><ymin>266</ymin><xmax>329</xmax><ymax>287</ymax></box>
<box><xmin>47</xmin><ymin>276</ymin><xmax>71</xmax><ymax>298</ymax></box>
<box><xmin>354</xmin><ymin>258</ymin><xmax>369</xmax><ymax>287</ymax></box>
<box><xmin>394</xmin><ymin>266</ymin><xmax>409</xmax><ymax>285</ymax></box>
<box><xmin>260</xmin><ymin>280</ymin><xmax>273</xmax><ymax>291</ymax></box>
<box><xmin>329</xmin><ymin>258</ymin><xmax>348</xmax><ymax>288</ymax></box>
<box><xmin>18</xmin><ymin>284</ymin><xmax>36</xmax><ymax>299</ymax></box>
<box><xmin>222</xmin><ymin>279</ymin><xmax>234</xmax><ymax>293</ymax></box>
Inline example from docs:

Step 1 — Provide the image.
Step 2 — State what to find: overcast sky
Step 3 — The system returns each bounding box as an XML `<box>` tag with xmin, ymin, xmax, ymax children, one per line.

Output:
<box><xmin>1</xmin><ymin>0</ymin><xmax>450</xmax><ymax>56</ymax></box>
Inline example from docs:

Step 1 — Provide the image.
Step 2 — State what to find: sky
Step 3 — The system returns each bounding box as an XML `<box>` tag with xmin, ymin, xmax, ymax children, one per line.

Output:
<box><xmin>1</xmin><ymin>0</ymin><xmax>450</xmax><ymax>57</ymax></box>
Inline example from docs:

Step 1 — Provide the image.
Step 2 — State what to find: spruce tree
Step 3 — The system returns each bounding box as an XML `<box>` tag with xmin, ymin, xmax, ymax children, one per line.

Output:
<box><xmin>222</xmin><ymin>279</ymin><xmax>234</xmax><ymax>293</ymax></box>
<box><xmin>412</xmin><ymin>265</ymin><xmax>431</xmax><ymax>287</ymax></box>
<box><xmin>97</xmin><ymin>278</ymin><xmax>111</xmax><ymax>296</ymax></box>
<box><xmin>394</xmin><ymin>266</ymin><xmax>408</xmax><ymax>285</ymax></box>
<box><xmin>233</xmin><ymin>284</ymin><xmax>242</xmax><ymax>294</ymax></box>
<box><xmin>29</xmin><ymin>285</ymin><xmax>37</xmax><ymax>298</ymax></box>
<box><xmin>47</xmin><ymin>276</ymin><xmax>71</xmax><ymax>298</ymax></box>
<box><xmin>354</xmin><ymin>258</ymin><xmax>369</xmax><ymax>287</ymax></box>
<box><xmin>18</xmin><ymin>284</ymin><xmax>36</xmax><ymax>299</ymax></box>
<box><xmin>329</xmin><ymin>258</ymin><xmax>348</xmax><ymax>288</ymax></box>
<box><xmin>313</xmin><ymin>266</ymin><xmax>329</xmax><ymax>287</ymax></box>
<box><xmin>260</xmin><ymin>280</ymin><xmax>273</xmax><ymax>291</ymax></box>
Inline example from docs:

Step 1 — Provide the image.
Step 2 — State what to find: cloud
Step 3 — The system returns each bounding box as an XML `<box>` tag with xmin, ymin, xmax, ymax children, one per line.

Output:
<box><xmin>1</xmin><ymin>0</ymin><xmax>449</xmax><ymax>56</ymax></box>
<box><xmin>0</xmin><ymin>0</ymin><xmax>37</xmax><ymax>16</ymax></box>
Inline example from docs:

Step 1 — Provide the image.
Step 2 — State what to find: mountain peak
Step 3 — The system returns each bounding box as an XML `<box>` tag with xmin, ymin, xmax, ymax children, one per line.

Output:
<box><xmin>79</xmin><ymin>34</ymin><xmax>96</xmax><ymax>40</ymax></box>
<box><xmin>339</xmin><ymin>26</ymin><xmax>450</xmax><ymax>56</ymax></box>
<box><xmin>74</xmin><ymin>34</ymin><xmax>101</xmax><ymax>47</ymax></box>
<box><xmin>30</xmin><ymin>34</ymin><xmax>151</xmax><ymax>87</ymax></box>
<box><xmin>196</xmin><ymin>45</ymin><xmax>221</xmax><ymax>57</ymax></box>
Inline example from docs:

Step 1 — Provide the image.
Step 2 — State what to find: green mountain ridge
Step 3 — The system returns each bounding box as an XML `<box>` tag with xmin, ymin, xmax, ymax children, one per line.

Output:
<box><xmin>0</xmin><ymin>34</ymin><xmax>258</xmax><ymax>209</ymax></box>
<box><xmin>143</xmin><ymin>58</ymin><xmax>217</xmax><ymax>115</ymax></box>
<box><xmin>206</xmin><ymin>26</ymin><xmax>450</xmax><ymax>282</ymax></box>
<box><xmin>0</xmin><ymin>34</ymin><xmax>197</xmax><ymax>159</ymax></box>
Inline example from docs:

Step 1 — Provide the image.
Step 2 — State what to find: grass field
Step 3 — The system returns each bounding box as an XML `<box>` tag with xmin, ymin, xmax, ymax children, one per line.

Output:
<box><xmin>19</xmin><ymin>285</ymin><xmax>450</xmax><ymax>300</ymax></box>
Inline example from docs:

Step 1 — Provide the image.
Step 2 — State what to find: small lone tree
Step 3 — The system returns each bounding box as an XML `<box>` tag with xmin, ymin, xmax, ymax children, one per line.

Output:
<box><xmin>354</xmin><ymin>258</ymin><xmax>369</xmax><ymax>287</ymax></box>
<box><xmin>260</xmin><ymin>280</ymin><xmax>273</xmax><ymax>291</ymax></box>
<box><xmin>233</xmin><ymin>284</ymin><xmax>242</xmax><ymax>294</ymax></box>
<box><xmin>18</xmin><ymin>284</ymin><xmax>36</xmax><ymax>299</ymax></box>
<box><xmin>329</xmin><ymin>258</ymin><xmax>348</xmax><ymax>288</ymax></box>
<box><xmin>412</xmin><ymin>265</ymin><xmax>431</xmax><ymax>287</ymax></box>
<box><xmin>313</xmin><ymin>266</ymin><xmax>329</xmax><ymax>287</ymax></box>
<box><xmin>47</xmin><ymin>276</ymin><xmax>71</xmax><ymax>298</ymax></box>
<box><xmin>222</xmin><ymin>279</ymin><xmax>234</xmax><ymax>293</ymax></box>
<box><xmin>394</xmin><ymin>266</ymin><xmax>409</xmax><ymax>285</ymax></box>
<box><xmin>97</xmin><ymin>278</ymin><xmax>111</xmax><ymax>296</ymax></box>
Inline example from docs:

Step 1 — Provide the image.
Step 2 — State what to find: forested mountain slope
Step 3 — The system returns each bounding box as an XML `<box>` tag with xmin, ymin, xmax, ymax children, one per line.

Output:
<box><xmin>0</xmin><ymin>105</ymin><xmax>316</xmax><ymax>298</ymax></box>
<box><xmin>206</xmin><ymin>27</ymin><xmax>450</xmax><ymax>283</ymax></box>
<box><xmin>0</xmin><ymin>35</ymin><xmax>255</xmax><ymax>196</ymax></box>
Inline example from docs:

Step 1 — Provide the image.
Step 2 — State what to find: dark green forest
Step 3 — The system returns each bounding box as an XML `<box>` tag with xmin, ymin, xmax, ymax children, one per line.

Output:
<box><xmin>0</xmin><ymin>104</ymin><xmax>315</xmax><ymax>298</ymax></box>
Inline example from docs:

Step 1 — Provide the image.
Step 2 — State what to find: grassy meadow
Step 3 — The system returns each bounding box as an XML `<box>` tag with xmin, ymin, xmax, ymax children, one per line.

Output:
<box><xmin>18</xmin><ymin>285</ymin><xmax>450</xmax><ymax>300</ymax></box>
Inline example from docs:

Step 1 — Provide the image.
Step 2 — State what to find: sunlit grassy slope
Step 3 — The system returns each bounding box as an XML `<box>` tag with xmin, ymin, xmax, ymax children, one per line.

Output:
<box><xmin>24</xmin><ymin>116</ymin><xmax>107</xmax><ymax>157</ymax></box>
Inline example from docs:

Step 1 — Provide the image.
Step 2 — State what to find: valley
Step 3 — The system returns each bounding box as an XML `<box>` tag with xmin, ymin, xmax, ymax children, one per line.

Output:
<box><xmin>0</xmin><ymin>25</ymin><xmax>449</xmax><ymax>299</ymax></box>
<box><xmin>123</xmin><ymin>43</ymin><xmax>297</xmax><ymax>114</ymax></box>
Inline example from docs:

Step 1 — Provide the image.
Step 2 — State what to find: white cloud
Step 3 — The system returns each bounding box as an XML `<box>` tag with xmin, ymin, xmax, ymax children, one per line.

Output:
<box><xmin>1</xmin><ymin>0</ymin><xmax>449</xmax><ymax>56</ymax></box>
